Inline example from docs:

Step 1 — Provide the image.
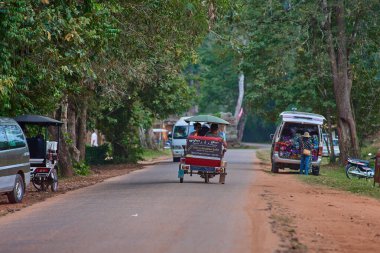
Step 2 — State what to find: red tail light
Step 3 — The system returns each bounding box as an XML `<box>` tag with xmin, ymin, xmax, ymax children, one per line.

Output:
<box><xmin>274</xmin><ymin>142</ymin><xmax>280</xmax><ymax>152</ymax></box>
<box><xmin>35</xmin><ymin>168</ymin><xmax>50</xmax><ymax>173</ymax></box>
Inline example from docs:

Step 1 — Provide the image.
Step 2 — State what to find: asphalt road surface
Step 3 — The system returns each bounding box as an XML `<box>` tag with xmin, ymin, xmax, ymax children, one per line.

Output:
<box><xmin>0</xmin><ymin>149</ymin><xmax>275</xmax><ymax>253</ymax></box>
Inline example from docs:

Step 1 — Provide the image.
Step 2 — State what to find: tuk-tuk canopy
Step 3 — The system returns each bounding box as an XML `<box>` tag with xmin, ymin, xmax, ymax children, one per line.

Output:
<box><xmin>14</xmin><ymin>115</ymin><xmax>63</xmax><ymax>126</ymax></box>
<box><xmin>185</xmin><ymin>115</ymin><xmax>230</xmax><ymax>125</ymax></box>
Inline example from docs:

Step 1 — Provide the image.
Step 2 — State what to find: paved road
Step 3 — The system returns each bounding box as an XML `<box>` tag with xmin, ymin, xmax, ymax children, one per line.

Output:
<box><xmin>0</xmin><ymin>149</ymin><xmax>271</xmax><ymax>253</ymax></box>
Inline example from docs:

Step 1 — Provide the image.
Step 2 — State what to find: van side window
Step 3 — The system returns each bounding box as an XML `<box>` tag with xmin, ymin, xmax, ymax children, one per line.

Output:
<box><xmin>5</xmin><ymin>125</ymin><xmax>26</xmax><ymax>149</ymax></box>
<box><xmin>0</xmin><ymin>126</ymin><xmax>9</xmax><ymax>150</ymax></box>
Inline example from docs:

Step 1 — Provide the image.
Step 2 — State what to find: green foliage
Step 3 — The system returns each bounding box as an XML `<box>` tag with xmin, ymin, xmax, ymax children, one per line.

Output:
<box><xmin>73</xmin><ymin>161</ymin><xmax>91</xmax><ymax>176</ymax></box>
<box><xmin>142</xmin><ymin>148</ymin><xmax>170</xmax><ymax>161</ymax></box>
<box><xmin>197</xmin><ymin>33</ymin><xmax>240</xmax><ymax>113</ymax></box>
<box><xmin>243</xmin><ymin>114</ymin><xmax>276</xmax><ymax>143</ymax></box>
<box><xmin>239</xmin><ymin>1</ymin><xmax>333</xmax><ymax>122</ymax></box>
<box><xmin>300</xmin><ymin>165</ymin><xmax>380</xmax><ymax>200</ymax></box>
<box><xmin>234</xmin><ymin>0</ymin><xmax>380</xmax><ymax>144</ymax></box>
<box><xmin>85</xmin><ymin>143</ymin><xmax>111</xmax><ymax>165</ymax></box>
<box><xmin>0</xmin><ymin>0</ymin><xmax>215</xmax><ymax>165</ymax></box>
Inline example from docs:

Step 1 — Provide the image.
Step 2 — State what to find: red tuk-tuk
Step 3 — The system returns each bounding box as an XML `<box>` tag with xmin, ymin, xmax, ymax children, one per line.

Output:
<box><xmin>178</xmin><ymin>115</ymin><xmax>229</xmax><ymax>184</ymax></box>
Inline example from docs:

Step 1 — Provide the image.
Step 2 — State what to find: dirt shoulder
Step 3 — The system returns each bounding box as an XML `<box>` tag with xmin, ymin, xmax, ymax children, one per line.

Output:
<box><xmin>0</xmin><ymin>155</ymin><xmax>171</xmax><ymax>217</ymax></box>
<box><xmin>252</xmin><ymin>156</ymin><xmax>380</xmax><ymax>253</ymax></box>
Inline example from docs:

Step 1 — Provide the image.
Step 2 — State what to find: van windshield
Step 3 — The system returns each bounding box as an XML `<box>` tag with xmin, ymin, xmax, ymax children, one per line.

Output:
<box><xmin>173</xmin><ymin>125</ymin><xmax>194</xmax><ymax>139</ymax></box>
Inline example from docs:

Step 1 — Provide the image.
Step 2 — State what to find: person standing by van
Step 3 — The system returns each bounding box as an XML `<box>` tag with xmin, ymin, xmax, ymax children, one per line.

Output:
<box><xmin>300</xmin><ymin>132</ymin><xmax>312</xmax><ymax>175</ymax></box>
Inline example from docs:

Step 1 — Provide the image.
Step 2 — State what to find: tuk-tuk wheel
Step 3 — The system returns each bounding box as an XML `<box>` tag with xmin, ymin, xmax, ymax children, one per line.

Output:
<box><xmin>180</xmin><ymin>178</ymin><xmax>184</xmax><ymax>183</ymax></box>
<box><xmin>50</xmin><ymin>168</ymin><xmax>58</xmax><ymax>192</ymax></box>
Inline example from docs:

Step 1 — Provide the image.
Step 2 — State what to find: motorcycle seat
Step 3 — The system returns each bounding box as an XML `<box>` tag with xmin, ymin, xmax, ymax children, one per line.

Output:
<box><xmin>348</xmin><ymin>158</ymin><xmax>369</xmax><ymax>165</ymax></box>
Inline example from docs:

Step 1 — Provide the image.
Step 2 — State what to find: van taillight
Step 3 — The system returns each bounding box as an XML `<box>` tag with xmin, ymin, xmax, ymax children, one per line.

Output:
<box><xmin>274</xmin><ymin>142</ymin><xmax>280</xmax><ymax>152</ymax></box>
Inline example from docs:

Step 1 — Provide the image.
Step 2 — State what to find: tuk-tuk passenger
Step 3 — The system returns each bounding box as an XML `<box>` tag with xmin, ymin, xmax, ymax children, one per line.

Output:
<box><xmin>189</xmin><ymin>122</ymin><xmax>202</xmax><ymax>136</ymax></box>
<box><xmin>206</xmin><ymin>123</ymin><xmax>227</xmax><ymax>148</ymax></box>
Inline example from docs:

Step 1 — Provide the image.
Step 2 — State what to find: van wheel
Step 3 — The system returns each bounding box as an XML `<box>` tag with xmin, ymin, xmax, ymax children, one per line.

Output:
<box><xmin>271</xmin><ymin>162</ymin><xmax>279</xmax><ymax>173</ymax></box>
<box><xmin>312</xmin><ymin>166</ymin><xmax>320</xmax><ymax>176</ymax></box>
<box><xmin>7</xmin><ymin>174</ymin><xmax>24</xmax><ymax>203</ymax></box>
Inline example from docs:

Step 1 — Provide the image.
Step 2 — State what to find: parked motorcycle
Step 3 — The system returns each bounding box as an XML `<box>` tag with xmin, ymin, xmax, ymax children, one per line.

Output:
<box><xmin>345</xmin><ymin>156</ymin><xmax>375</xmax><ymax>179</ymax></box>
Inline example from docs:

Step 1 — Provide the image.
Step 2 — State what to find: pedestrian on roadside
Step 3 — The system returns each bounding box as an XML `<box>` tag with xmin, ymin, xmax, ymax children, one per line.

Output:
<box><xmin>91</xmin><ymin>130</ymin><xmax>98</xmax><ymax>147</ymax></box>
<box><xmin>300</xmin><ymin>132</ymin><xmax>312</xmax><ymax>175</ymax></box>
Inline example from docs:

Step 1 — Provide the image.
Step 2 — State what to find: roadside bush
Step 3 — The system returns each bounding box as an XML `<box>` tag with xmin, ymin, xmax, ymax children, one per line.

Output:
<box><xmin>85</xmin><ymin>143</ymin><xmax>111</xmax><ymax>165</ymax></box>
<box><xmin>74</xmin><ymin>161</ymin><xmax>91</xmax><ymax>176</ymax></box>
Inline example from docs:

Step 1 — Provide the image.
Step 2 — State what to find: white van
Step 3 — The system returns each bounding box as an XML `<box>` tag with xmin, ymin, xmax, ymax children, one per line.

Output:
<box><xmin>270</xmin><ymin>111</ymin><xmax>325</xmax><ymax>175</ymax></box>
<box><xmin>171</xmin><ymin>117</ymin><xmax>194</xmax><ymax>162</ymax></box>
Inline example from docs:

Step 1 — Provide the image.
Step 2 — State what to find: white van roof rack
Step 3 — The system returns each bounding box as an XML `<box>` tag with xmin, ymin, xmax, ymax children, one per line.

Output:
<box><xmin>280</xmin><ymin>111</ymin><xmax>325</xmax><ymax>125</ymax></box>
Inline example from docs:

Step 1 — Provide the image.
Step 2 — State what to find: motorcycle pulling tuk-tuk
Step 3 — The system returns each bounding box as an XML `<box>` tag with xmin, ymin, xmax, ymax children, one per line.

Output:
<box><xmin>15</xmin><ymin>115</ymin><xmax>63</xmax><ymax>192</ymax></box>
<box><xmin>178</xmin><ymin>115</ymin><xmax>229</xmax><ymax>184</ymax></box>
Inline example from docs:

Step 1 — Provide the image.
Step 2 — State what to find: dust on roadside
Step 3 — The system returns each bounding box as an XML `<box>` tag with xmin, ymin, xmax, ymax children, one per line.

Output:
<box><xmin>0</xmin><ymin>155</ymin><xmax>170</xmax><ymax>217</ymax></box>
<box><xmin>254</xmin><ymin>156</ymin><xmax>380</xmax><ymax>253</ymax></box>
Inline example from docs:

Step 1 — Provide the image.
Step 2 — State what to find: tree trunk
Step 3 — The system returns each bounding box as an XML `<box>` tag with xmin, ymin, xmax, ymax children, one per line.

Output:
<box><xmin>326</xmin><ymin>108</ymin><xmax>336</xmax><ymax>163</ymax></box>
<box><xmin>139</xmin><ymin>126</ymin><xmax>147</xmax><ymax>148</ymax></box>
<box><xmin>322</xmin><ymin>0</ymin><xmax>359</xmax><ymax>163</ymax></box>
<box><xmin>237</xmin><ymin>112</ymin><xmax>247</xmax><ymax>143</ymax></box>
<box><xmin>145</xmin><ymin>128</ymin><xmax>157</xmax><ymax>150</ymax></box>
<box><xmin>58</xmin><ymin>95</ymin><xmax>73</xmax><ymax>177</ymax></box>
<box><xmin>77</xmin><ymin>97</ymin><xmax>88</xmax><ymax>161</ymax></box>
<box><xmin>234</xmin><ymin>71</ymin><xmax>245</xmax><ymax>143</ymax></box>
<box><xmin>67</xmin><ymin>99</ymin><xmax>80</xmax><ymax>163</ymax></box>
<box><xmin>234</xmin><ymin>71</ymin><xmax>244</xmax><ymax>120</ymax></box>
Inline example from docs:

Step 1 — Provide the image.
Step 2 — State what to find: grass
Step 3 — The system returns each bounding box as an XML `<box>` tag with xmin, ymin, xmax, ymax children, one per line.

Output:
<box><xmin>256</xmin><ymin>148</ymin><xmax>380</xmax><ymax>199</ymax></box>
<box><xmin>256</xmin><ymin>149</ymin><xmax>271</xmax><ymax>163</ymax></box>
<box><xmin>299</xmin><ymin>165</ymin><xmax>380</xmax><ymax>199</ymax></box>
<box><xmin>141</xmin><ymin>148</ymin><xmax>171</xmax><ymax>161</ymax></box>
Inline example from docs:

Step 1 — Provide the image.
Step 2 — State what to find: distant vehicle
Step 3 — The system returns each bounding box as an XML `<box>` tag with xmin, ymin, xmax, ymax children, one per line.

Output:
<box><xmin>0</xmin><ymin>117</ymin><xmax>30</xmax><ymax>203</ymax></box>
<box><xmin>171</xmin><ymin>117</ymin><xmax>194</xmax><ymax>162</ymax></box>
<box><xmin>15</xmin><ymin>115</ymin><xmax>63</xmax><ymax>192</ymax></box>
<box><xmin>270</xmin><ymin>111</ymin><xmax>325</xmax><ymax>175</ymax></box>
<box><xmin>322</xmin><ymin>137</ymin><xmax>340</xmax><ymax>157</ymax></box>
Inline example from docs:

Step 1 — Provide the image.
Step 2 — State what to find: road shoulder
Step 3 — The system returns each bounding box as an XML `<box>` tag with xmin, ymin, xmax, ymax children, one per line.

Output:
<box><xmin>253</xmin><ymin>158</ymin><xmax>380</xmax><ymax>252</ymax></box>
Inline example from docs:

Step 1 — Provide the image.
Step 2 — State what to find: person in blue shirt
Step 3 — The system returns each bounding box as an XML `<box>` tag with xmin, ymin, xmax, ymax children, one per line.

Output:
<box><xmin>300</xmin><ymin>132</ymin><xmax>313</xmax><ymax>175</ymax></box>
<box><xmin>206</xmin><ymin>124</ymin><xmax>227</xmax><ymax>148</ymax></box>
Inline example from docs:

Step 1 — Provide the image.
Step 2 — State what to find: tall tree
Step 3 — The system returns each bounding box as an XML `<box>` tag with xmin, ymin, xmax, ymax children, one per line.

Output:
<box><xmin>240</xmin><ymin>0</ymin><xmax>380</xmax><ymax>162</ymax></box>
